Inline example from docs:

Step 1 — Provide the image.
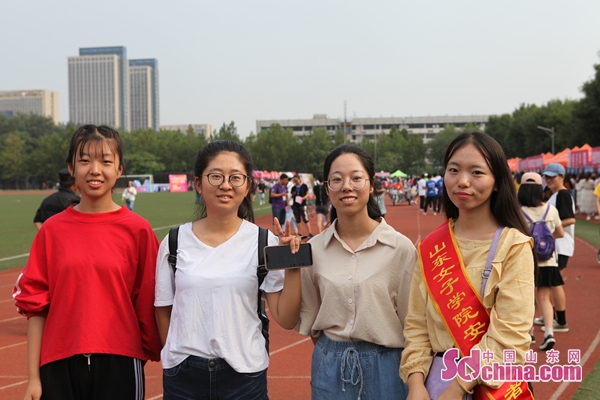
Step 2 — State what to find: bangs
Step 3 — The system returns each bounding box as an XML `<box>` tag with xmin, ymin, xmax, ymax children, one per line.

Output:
<box><xmin>77</xmin><ymin>136</ymin><xmax>120</xmax><ymax>161</ymax></box>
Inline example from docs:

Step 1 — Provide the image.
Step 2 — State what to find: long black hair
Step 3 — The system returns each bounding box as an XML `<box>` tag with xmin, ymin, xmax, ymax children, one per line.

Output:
<box><xmin>323</xmin><ymin>144</ymin><xmax>382</xmax><ymax>223</ymax></box>
<box><xmin>193</xmin><ymin>140</ymin><xmax>255</xmax><ymax>222</ymax></box>
<box><xmin>442</xmin><ymin>132</ymin><xmax>530</xmax><ymax>237</ymax></box>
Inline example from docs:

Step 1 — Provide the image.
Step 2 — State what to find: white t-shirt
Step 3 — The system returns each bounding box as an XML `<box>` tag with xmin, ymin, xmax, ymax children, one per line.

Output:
<box><xmin>521</xmin><ymin>204</ymin><xmax>562</xmax><ymax>267</ymax></box>
<box><xmin>155</xmin><ymin>220</ymin><xmax>284</xmax><ymax>372</ymax></box>
<box><xmin>417</xmin><ymin>179</ymin><xmax>426</xmax><ymax>196</ymax></box>
<box><xmin>548</xmin><ymin>192</ymin><xmax>575</xmax><ymax>257</ymax></box>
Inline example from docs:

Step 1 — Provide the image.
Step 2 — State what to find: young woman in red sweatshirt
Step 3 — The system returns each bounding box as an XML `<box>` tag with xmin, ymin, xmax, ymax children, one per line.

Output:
<box><xmin>14</xmin><ymin>125</ymin><xmax>162</xmax><ymax>400</ymax></box>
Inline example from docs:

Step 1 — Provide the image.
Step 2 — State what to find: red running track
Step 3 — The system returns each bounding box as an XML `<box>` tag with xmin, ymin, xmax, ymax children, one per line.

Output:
<box><xmin>1</xmin><ymin>198</ymin><xmax>599</xmax><ymax>399</ymax></box>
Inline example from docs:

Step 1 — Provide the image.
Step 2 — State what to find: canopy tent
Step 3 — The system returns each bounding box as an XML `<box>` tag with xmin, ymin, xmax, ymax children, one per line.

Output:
<box><xmin>544</xmin><ymin>148</ymin><xmax>569</xmax><ymax>167</ymax></box>
<box><xmin>390</xmin><ymin>170</ymin><xmax>407</xmax><ymax>178</ymax></box>
<box><xmin>507</xmin><ymin>158</ymin><xmax>520</xmax><ymax>172</ymax></box>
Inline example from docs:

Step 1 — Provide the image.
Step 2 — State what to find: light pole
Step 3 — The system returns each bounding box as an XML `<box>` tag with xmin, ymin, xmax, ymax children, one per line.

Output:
<box><xmin>537</xmin><ymin>126</ymin><xmax>555</xmax><ymax>155</ymax></box>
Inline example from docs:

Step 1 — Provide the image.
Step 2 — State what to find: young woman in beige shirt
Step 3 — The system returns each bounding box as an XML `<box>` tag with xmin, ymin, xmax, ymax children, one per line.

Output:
<box><xmin>296</xmin><ymin>144</ymin><xmax>417</xmax><ymax>400</ymax></box>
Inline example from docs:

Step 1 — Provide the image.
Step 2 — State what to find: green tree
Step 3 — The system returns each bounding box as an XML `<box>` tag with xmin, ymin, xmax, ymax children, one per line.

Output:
<box><xmin>399</xmin><ymin>133</ymin><xmax>427</xmax><ymax>175</ymax></box>
<box><xmin>213</xmin><ymin>121</ymin><xmax>241</xmax><ymax>143</ymax></box>
<box><xmin>0</xmin><ymin>131</ymin><xmax>28</xmax><ymax>188</ymax></box>
<box><xmin>574</xmin><ymin>58</ymin><xmax>600</xmax><ymax>146</ymax></box>
<box><xmin>246</xmin><ymin>124</ymin><xmax>299</xmax><ymax>171</ymax></box>
<box><xmin>30</xmin><ymin>132</ymin><xmax>70</xmax><ymax>182</ymax></box>
<box><xmin>427</xmin><ymin>125</ymin><xmax>460</xmax><ymax>169</ymax></box>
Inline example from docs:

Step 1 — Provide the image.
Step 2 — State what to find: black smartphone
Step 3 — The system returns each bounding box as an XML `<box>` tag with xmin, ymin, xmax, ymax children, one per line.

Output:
<box><xmin>264</xmin><ymin>243</ymin><xmax>313</xmax><ymax>270</ymax></box>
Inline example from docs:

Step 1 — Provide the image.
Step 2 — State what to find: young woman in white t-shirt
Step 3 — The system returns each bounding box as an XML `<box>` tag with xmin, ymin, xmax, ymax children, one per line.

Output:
<box><xmin>518</xmin><ymin>172</ymin><xmax>564</xmax><ymax>351</ymax></box>
<box><xmin>155</xmin><ymin>140</ymin><xmax>302</xmax><ymax>399</ymax></box>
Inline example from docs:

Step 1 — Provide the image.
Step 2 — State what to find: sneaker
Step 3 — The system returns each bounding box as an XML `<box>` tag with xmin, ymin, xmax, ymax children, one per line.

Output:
<box><xmin>539</xmin><ymin>335</ymin><xmax>556</xmax><ymax>351</ymax></box>
<box><xmin>530</xmin><ymin>334</ymin><xmax>536</xmax><ymax>344</ymax></box>
<box><xmin>533</xmin><ymin>317</ymin><xmax>545</xmax><ymax>326</ymax></box>
<box><xmin>542</xmin><ymin>322</ymin><xmax>569</xmax><ymax>333</ymax></box>
<box><xmin>423</xmin><ymin>212</ymin><xmax>427</xmax><ymax>215</ymax></box>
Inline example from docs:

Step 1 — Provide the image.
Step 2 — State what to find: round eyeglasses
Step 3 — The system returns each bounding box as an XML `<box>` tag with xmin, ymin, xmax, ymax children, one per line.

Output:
<box><xmin>202</xmin><ymin>173</ymin><xmax>249</xmax><ymax>187</ymax></box>
<box><xmin>327</xmin><ymin>176</ymin><xmax>369</xmax><ymax>191</ymax></box>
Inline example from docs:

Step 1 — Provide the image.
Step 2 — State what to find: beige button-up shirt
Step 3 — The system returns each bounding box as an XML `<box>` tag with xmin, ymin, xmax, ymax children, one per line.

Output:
<box><xmin>297</xmin><ymin>218</ymin><xmax>417</xmax><ymax>349</ymax></box>
<box><xmin>400</xmin><ymin>226</ymin><xmax>535</xmax><ymax>388</ymax></box>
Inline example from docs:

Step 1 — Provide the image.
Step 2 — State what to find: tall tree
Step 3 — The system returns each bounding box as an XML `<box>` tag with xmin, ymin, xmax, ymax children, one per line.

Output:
<box><xmin>0</xmin><ymin>131</ymin><xmax>28</xmax><ymax>188</ymax></box>
<box><xmin>427</xmin><ymin>125</ymin><xmax>460</xmax><ymax>169</ymax></box>
<box><xmin>574</xmin><ymin>58</ymin><xmax>600</xmax><ymax>146</ymax></box>
<box><xmin>213</xmin><ymin>121</ymin><xmax>241</xmax><ymax>143</ymax></box>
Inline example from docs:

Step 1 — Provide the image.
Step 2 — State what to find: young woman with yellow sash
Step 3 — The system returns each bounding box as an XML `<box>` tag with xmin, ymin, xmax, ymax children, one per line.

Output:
<box><xmin>401</xmin><ymin>132</ymin><xmax>536</xmax><ymax>400</ymax></box>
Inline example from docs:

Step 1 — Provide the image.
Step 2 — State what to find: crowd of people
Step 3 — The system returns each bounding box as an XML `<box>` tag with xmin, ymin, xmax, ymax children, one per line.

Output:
<box><xmin>14</xmin><ymin>123</ymin><xmax>592</xmax><ymax>399</ymax></box>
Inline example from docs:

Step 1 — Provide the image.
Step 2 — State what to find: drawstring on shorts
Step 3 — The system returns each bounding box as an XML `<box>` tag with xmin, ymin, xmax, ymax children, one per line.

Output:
<box><xmin>340</xmin><ymin>347</ymin><xmax>364</xmax><ymax>400</ymax></box>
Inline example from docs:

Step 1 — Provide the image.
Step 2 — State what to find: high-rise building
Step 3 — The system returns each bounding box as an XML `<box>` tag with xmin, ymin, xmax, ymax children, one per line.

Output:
<box><xmin>68</xmin><ymin>54</ymin><xmax>122</xmax><ymax>128</ymax></box>
<box><xmin>69</xmin><ymin>46</ymin><xmax>129</xmax><ymax>130</ymax></box>
<box><xmin>129</xmin><ymin>59</ymin><xmax>159</xmax><ymax>131</ymax></box>
<box><xmin>129</xmin><ymin>65</ymin><xmax>153</xmax><ymax>131</ymax></box>
<box><xmin>0</xmin><ymin>90</ymin><xmax>60</xmax><ymax>124</ymax></box>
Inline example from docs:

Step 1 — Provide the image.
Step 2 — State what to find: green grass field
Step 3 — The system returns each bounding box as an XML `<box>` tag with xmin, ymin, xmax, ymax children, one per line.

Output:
<box><xmin>0</xmin><ymin>191</ymin><xmax>273</xmax><ymax>270</ymax></box>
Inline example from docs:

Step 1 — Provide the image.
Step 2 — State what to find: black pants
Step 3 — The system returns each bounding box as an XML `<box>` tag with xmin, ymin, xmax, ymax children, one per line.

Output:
<box><xmin>40</xmin><ymin>354</ymin><xmax>144</xmax><ymax>400</ymax></box>
<box><xmin>424</xmin><ymin>196</ymin><xmax>436</xmax><ymax>212</ymax></box>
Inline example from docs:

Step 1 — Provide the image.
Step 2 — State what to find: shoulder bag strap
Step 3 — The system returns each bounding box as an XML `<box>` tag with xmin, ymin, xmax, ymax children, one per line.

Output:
<box><xmin>257</xmin><ymin>227</ymin><xmax>270</xmax><ymax>353</ymax></box>
<box><xmin>480</xmin><ymin>226</ymin><xmax>504</xmax><ymax>297</ymax></box>
<box><xmin>168</xmin><ymin>226</ymin><xmax>180</xmax><ymax>275</ymax></box>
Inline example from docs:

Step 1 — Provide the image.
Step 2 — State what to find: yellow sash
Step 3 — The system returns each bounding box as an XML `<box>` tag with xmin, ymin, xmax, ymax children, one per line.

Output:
<box><xmin>419</xmin><ymin>220</ymin><xmax>534</xmax><ymax>400</ymax></box>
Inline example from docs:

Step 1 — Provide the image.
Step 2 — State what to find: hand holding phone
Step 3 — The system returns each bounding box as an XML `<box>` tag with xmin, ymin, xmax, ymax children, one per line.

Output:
<box><xmin>264</xmin><ymin>243</ymin><xmax>313</xmax><ymax>270</ymax></box>
<box><xmin>272</xmin><ymin>217</ymin><xmax>301</xmax><ymax>254</ymax></box>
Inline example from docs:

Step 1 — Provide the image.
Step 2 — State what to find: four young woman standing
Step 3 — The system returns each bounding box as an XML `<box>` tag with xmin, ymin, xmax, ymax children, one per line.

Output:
<box><xmin>15</xmin><ymin>126</ymin><xmax>542</xmax><ymax>399</ymax></box>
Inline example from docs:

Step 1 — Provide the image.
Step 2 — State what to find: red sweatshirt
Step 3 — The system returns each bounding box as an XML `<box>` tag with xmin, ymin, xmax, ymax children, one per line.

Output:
<box><xmin>13</xmin><ymin>206</ymin><xmax>162</xmax><ymax>366</ymax></box>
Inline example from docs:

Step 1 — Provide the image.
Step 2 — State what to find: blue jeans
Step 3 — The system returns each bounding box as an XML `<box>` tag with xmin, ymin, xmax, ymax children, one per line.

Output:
<box><xmin>163</xmin><ymin>356</ymin><xmax>268</xmax><ymax>400</ymax></box>
<box><xmin>311</xmin><ymin>335</ymin><xmax>408</xmax><ymax>400</ymax></box>
<box><xmin>125</xmin><ymin>199</ymin><xmax>134</xmax><ymax>211</ymax></box>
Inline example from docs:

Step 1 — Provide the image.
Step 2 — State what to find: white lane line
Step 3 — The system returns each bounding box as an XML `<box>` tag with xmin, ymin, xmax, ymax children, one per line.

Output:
<box><xmin>548</xmin><ymin>325</ymin><xmax>600</xmax><ymax>400</ymax></box>
<box><xmin>0</xmin><ymin>316</ymin><xmax>21</xmax><ymax>323</ymax></box>
<box><xmin>0</xmin><ymin>341</ymin><xmax>26</xmax><ymax>351</ymax></box>
<box><xmin>147</xmin><ymin>395</ymin><xmax>163</xmax><ymax>400</ymax></box>
<box><xmin>269</xmin><ymin>337</ymin><xmax>311</xmax><ymax>356</ymax></box>
<box><xmin>0</xmin><ymin>253</ymin><xmax>29</xmax><ymax>262</ymax></box>
<box><xmin>0</xmin><ymin>380</ymin><xmax>27</xmax><ymax>391</ymax></box>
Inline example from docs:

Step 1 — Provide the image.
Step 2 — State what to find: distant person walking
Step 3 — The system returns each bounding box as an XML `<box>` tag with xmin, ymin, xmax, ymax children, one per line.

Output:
<box><xmin>290</xmin><ymin>174</ymin><xmax>313</xmax><ymax>238</ymax></box>
<box><xmin>270</xmin><ymin>174</ymin><xmax>289</xmax><ymax>228</ymax></box>
<box><xmin>313</xmin><ymin>175</ymin><xmax>329</xmax><ymax>233</ymax></box>
<box><xmin>122</xmin><ymin>180</ymin><xmax>138</xmax><ymax>211</ymax></box>
<box><xmin>537</xmin><ymin>163</ymin><xmax>575</xmax><ymax>333</ymax></box>
<box><xmin>14</xmin><ymin>125</ymin><xmax>162</xmax><ymax>400</ymax></box>
<box><xmin>518</xmin><ymin>172</ymin><xmax>564</xmax><ymax>350</ymax></box>
<box><xmin>32</xmin><ymin>168</ymin><xmax>79</xmax><ymax>230</ymax></box>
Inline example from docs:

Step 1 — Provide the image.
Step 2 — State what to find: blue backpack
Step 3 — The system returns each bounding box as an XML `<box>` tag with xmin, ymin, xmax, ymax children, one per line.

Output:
<box><xmin>522</xmin><ymin>206</ymin><xmax>555</xmax><ymax>261</ymax></box>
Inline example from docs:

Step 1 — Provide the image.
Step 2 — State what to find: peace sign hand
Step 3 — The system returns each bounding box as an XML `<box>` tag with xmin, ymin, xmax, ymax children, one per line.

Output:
<box><xmin>273</xmin><ymin>218</ymin><xmax>301</xmax><ymax>254</ymax></box>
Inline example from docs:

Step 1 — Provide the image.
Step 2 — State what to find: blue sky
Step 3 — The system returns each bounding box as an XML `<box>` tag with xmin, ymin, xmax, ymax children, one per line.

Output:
<box><xmin>2</xmin><ymin>1</ymin><xmax>599</xmax><ymax>137</ymax></box>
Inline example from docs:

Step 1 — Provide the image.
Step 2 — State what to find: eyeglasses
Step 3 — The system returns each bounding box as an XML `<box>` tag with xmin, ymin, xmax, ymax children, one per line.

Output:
<box><xmin>327</xmin><ymin>176</ymin><xmax>369</xmax><ymax>191</ymax></box>
<box><xmin>202</xmin><ymin>173</ymin><xmax>249</xmax><ymax>187</ymax></box>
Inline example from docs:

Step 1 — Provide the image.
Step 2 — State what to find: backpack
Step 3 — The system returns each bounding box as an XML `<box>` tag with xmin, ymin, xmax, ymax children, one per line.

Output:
<box><xmin>522</xmin><ymin>206</ymin><xmax>555</xmax><ymax>261</ymax></box>
<box><xmin>167</xmin><ymin>226</ymin><xmax>271</xmax><ymax>352</ymax></box>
